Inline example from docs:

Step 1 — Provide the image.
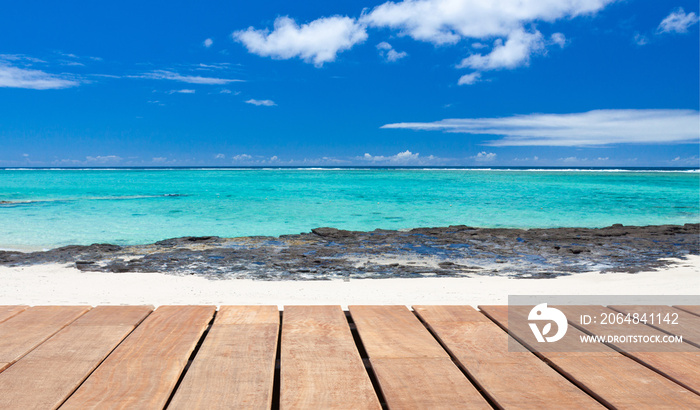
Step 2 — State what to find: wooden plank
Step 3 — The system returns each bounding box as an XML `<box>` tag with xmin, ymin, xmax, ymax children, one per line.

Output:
<box><xmin>61</xmin><ymin>305</ymin><xmax>215</xmax><ymax>409</ymax></box>
<box><xmin>280</xmin><ymin>305</ymin><xmax>380</xmax><ymax>410</ymax></box>
<box><xmin>414</xmin><ymin>305</ymin><xmax>602</xmax><ymax>409</ymax></box>
<box><xmin>214</xmin><ymin>304</ymin><xmax>279</xmax><ymax>324</ymax></box>
<box><xmin>0</xmin><ymin>306</ymin><xmax>90</xmax><ymax>370</ymax></box>
<box><xmin>168</xmin><ymin>306</ymin><xmax>279</xmax><ymax>410</ymax></box>
<box><xmin>0</xmin><ymin>306</ymin><xmax>152</xmax><ymax>410</ymax></box>
<box><xmin>0</xmin><ymin>306</ymin><xmax>28</xmax><ymax>324</ymax></box>
<box><xmin>558</xmin><ymin>305</ymin><xmax>700</xmax><ymax>395</ymax></box>
<box><xmin>372</xmin><ymin>357</ymin><xmax>490</xmax><ymax>410</ymax></box>
<box><xmin>350</xmin><ymin>305</ymin><xmax>489</xmax><ymax>409</ymax></box>
<box><xmin>480</xmin><ymin>305</ymin><xmax>700</xmax><ymax>409</ymax></box>
<box><xmin>349</xmin><ymin>305</ymin><xmax>448</xmax><ymax>358</ymax></box>
<box><xmin>608</xmin><ymin>305</ymin><xmax>700</xmax><ymax>347</ymax></box>
<box><xmin>675</xmin><ymin>305</ymin><xmax>700</xmax><ymax>317</ymax></box>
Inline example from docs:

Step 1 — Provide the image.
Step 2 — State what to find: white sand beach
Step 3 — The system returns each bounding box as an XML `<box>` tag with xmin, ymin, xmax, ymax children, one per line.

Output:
<box><xmin>0</xmin><ymin>255</ymin><xmax>697</xmax><ymax>308</ymax></box>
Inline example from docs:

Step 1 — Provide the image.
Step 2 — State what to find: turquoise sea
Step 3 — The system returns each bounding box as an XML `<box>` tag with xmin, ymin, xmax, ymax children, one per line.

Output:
<box><xmin>0</xmin><ymin>168</ymin><xmax>698</xmax><ymax>250</ymax></box>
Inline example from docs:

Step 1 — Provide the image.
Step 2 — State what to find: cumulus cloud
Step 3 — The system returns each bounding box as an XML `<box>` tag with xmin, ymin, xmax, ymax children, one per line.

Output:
<box><xmin>215</xmin><ymin>153</ymin><xmax>225</xmax><ymax>159</ymax></box>
<box><xmin>134</xmin><ymin>70</ymin><xmax>242</xmax><ymax>85</ymax></box>
<box><xmin>362</xmin><ymin>0</ymin><xmax>612</xmax><ymax>44</ymax></box>
<box><xmin>233</xmin><ymin>16</ymin><xmax>368</xmax><ymax>67</ymax></box>
<box><xmin>358</xmin><ymin>150</ymin><xmax>443</xmax><ymax>165</ymax></box>
<box><xmin>457</xmin><ymin>29</ymin><xmax>544</xmax><ymax>70</ymax></box>
<box><xmin>232</xmin><ymin>0</ymin><xmax>614</xmax><ymax>82</ymax></box>
<box><xmin>203</xmin><ymin>38</ymin><xmax>213</xmax><ymax>48</ymax></box>
<box><xmin>232</xmin><ymin>154</ymin><xmax>253</xmax><ymax>162</ymax></box>
<box><xmin>245</xmin><ymin>99</ymin><xmax>276</xmax><ymax>106</ymax></box>
<box><xmin>657</xmin><ymin>8</ymin><xmax>699</xmax><ymax>34</ymax></box>
<box><xmin>376</xmin><ymin>41</ymin><xmax>408</xmax><ymax>62</ymax></box>
<box><xmin>472</xmin><ymin>151</ymin><xmax>497</xmax><ymax>162</ymax></box>
<box><xmin>0</xmin><ymin>64</ymin><xmax>79</xmax><ymax>90</ymax></box>
<box><xmin>381</xmin><ymin>109</ymin><xmax>700</xmax><ymax>147</ymax></box>
<box><xmin>457</xmin><ymin>72</ymin><xmax>481</xmax><ymax>85</ymax></box>
<box><xmin>550</xmin><ymin>33</ymin><xmax>566</xmax><ymax>47</ymax></box>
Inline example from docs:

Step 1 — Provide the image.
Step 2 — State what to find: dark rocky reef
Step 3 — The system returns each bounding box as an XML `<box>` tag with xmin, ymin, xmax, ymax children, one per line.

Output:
<box><xmin>1</xmin><ymin>224</ymin><xmax>697</xmax><ymax>280</ymax></box>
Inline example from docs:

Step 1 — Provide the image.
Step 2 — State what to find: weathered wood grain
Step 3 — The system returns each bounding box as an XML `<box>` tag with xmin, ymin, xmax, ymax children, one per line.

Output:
<box><xmin>168</xmin><ymin>306</ymin><xmax>279</xmax><ymax>410</ymax></box>
<box><xmin>0</xmin><ymin>306</ymin><xmax>152</xmax><ymax>410</ymax></box>
<box><xmin>350</xmin><ymin>305</ymin><xmax>489</xmax><ymax>409</ymax></box>
<box><xmin>0</xmin><ymin>306</ymin><xmax>90</xmax><ymax>371</ymax></box>
<box><xmin>558</xmin><ymin>305</ymin><xmax>700</xmax><ymax>395</ymax></box>
<box><xmin>608</xmin><ymin>305</ymin><xmax>700</xmax><ymax>347</ymax></box>
<box><xmin>280</xmin><ymin>305</ymin><xmax>380</xmax><ymax>410</ymax></box>
<box><xmin>414</xmin><ymin>305</ymin><xmax>602</xmax><ymax>409</ymax></box>
<box><xmin>0</xmin><ymin>306</ymin><xmax>28</xmax><ymax>324</ymax></box>
<box><xmin>371</xmin><ymin>357</ymin><xmax>491</xmax><ymax>409</ymax></box>
<box><xmin>349</xmin><ymin>305</ymin><xmax>448</xmax><ymax>358</ymax></box>
<box><xmin>480</xmin><ymin>305</ymin><xmax>700</xmax><ymax>409</ymax></box>
<box><xmin>61</xmin><ymin>305</ymin><xmax>215</xmax><ymax>409</ymax></box>
<box><xmin>674</xmin><ymin>305</ymin><xmax>700</xmax><ymax>317</ymax></box>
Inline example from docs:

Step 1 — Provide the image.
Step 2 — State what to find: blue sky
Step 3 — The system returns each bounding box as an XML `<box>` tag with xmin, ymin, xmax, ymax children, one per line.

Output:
<box><xmin>1</xmin><ymin>0</ymin><xmax>698</xmax><ymax>167</ymax></box>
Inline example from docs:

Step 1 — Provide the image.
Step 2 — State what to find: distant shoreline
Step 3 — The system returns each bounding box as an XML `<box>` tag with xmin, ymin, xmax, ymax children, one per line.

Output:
<box><xmin>1</xmin><ymin>223</ymin><xmax>697</xmax><ymax>280</ymax></box>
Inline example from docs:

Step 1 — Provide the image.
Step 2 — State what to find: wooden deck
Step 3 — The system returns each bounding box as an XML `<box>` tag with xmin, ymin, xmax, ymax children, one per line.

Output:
<box><xmin>0</xmin><ymin>305</ymin><xmax>698</xmax><ymax>409</ymax></box>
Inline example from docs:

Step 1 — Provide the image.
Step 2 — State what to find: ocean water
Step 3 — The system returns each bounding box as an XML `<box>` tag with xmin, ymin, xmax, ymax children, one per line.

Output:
<box><xmin>0</xmin><ymin>168</ymin><xmax>698</xmax><ymax>250</ymax></box>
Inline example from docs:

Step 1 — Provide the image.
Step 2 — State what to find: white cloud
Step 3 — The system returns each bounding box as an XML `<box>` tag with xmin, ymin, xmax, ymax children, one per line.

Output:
<box><xmin>457</xmin><ymin>72</ymin><xmax>481</xmax><ymax>85</ymax></box>
<box><xmin>0</xmin><ymin>54</ymin><xmax>46</xmax><ymax>64</ymax></box>
<box><xmin>232</xmin><ymin>154</ymin><xmax>253</xmax><ymax>162</ymax></box>
<box><xmin>560</xmin><ymin>156</ymin><xmax>586</xmax><ymax>163</ymax></box>
<box><xmin>135</xmin><ymin>70</ymin><xmax>242</xmax><ymax>85</ymax></box>
<box><xmin>219</xmin><ymin>89</ymin><xmax>232</xmax><ymax>94</ymax></box>
<box><xmin>196</xmin><ymin>63</ymin><xmax>231</xmax><ymax>70</ymax></box>
<box><xmin>85</xmin><ymin>155</ymin><xmax>122</xmax><ymax>164</ymax></box>
<box><xmin>203</xmin><ymin>38</ymin><xmax>214</xmax><ymax>48</ymax></box>
<box><xmin>387</xmin><ymin>49</ymin><xmax>408</xmax><ymax>62</ymax></box>
<box><xmin>381</xmin><ymin>109</ymin><xmax>700</xmax><ymax>147</ymax></box>
<box><xmin>232</xmin><ymin>0</ymin><xmax>614</xmax><ymax>83</ymax></box>
<box><xmin>363</xmin><ymin>0</ymin><xmax>613</xmax><ymax>82</ymax></box>
<box><xmin>512</xmin><ymin>156</ymin><xmax>539</xmax><ymax>162</ymax></box>
<box><xmin>0</xmin><ymin>64</ymin><xmax>79</xmax><ymax>90</ymax></box>
<box><xmin>215</xmin><ymin>153</ymin><xmax>225</xmax><ymax>159</ymax></box>
<box><xmin>245</xmin><ymin>99</ymin><xmax>276</xmax><ymax>106</ymax></box>
<box><xmin>169</xmin><ymin>89</ymin><xmax>195</xmax><ymax>94</ymax></box>
<box><xmin>550</xmin><ymin>32</ymin><xmax>566</xmax><ymax>47</ymax></box>
<box><xmin>376</xmin><ymin>41</ymin><xmax>408</xmax><ymax>62</ymax></box>
<box><xmin>671</xmin><ymin>156</ymin><xmax>700</xmax><ymax>165</ymax></box>
<box><xmin>472</xmin><ymin>151</ymin><xmax>497</xmax><ymax>162</ymax></box>
<box><xmin>657</xmin><ymin>8</ymin><xmax>699</xmax><ymax>34</ymax></box>
<box><xmin>458</xmin><ymin>29</ymin><xmax>544</xmax><ymax>70</ymax></box>
<box><xmin>359</xmin><ymin>150</ymin><xmax>441</xmax><ymax>165</ymax></box>
<box><xmin>233</xmin><ymin>16</ymin><xmax>367</xmax><ymax>67</ymax></box>
<box><xmin>633</xmin><ymin>32</ymin><xmax>649</xmax><ymax>46</ymax></box>
<box><xmin>362</xmin><ymin>0</ymin><xmax>613</xmax><ymax>44</ymax></box>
